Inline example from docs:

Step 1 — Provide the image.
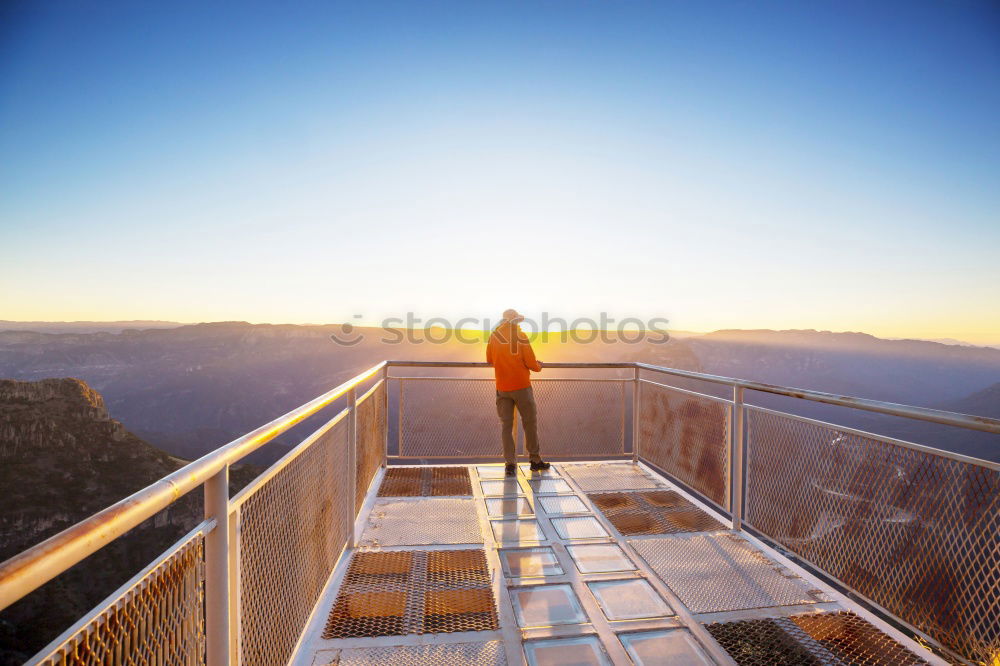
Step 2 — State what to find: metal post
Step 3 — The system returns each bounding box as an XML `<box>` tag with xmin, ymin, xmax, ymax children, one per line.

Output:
<box><xmin>396</xmin><ymin>378</ymin><xmax>404</xmax><ymax>458</ymax></box>
<box><xmin>381</xmin><ymin>367</ymin><xmax>389</xmax><ymax>467</ymax></box>
<box><xmin>631</xmin><ymin>367</ymin><xmax>640</xmax><ymax>463</ymax></box>
<box><xmin>204</xmin><ymin>467</ymin><xmax>230</xmax><ymax>666</ymax></box>
<box><xmin>228</xmin><ymin>508</ymin><xmax>240</xmax><ymax>664</ymax></box>
<box><xmin>731</xmin><ymin>386</ymin><xmax>745</xmax><ymax>531</ymax></box>
<box><xmin>347</xmin><ymin>387</ymin><xmax>358</xmax><ymax>546</ymax></box>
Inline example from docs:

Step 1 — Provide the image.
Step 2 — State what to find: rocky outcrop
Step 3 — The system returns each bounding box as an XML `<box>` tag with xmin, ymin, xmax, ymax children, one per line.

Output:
<box><xmin>0</xmin><ymin>378</ymin><xmax>257</xmax><ymax>663</ymax></box>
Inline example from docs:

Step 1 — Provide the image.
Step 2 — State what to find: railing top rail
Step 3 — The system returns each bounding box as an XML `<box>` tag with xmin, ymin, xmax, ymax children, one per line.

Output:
<box><xmin>0</xmin><ymin>361</ymin><xmax>386</xmax><ymax>612</ymax></box>
<box><xmin>386</xmin><ymin>360</ymin><xmax>631</xmax><ymax>369</ymax></box>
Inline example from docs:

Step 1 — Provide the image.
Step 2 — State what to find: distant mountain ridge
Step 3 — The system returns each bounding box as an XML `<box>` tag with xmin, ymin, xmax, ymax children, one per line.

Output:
<box><xmin>0</xmin><ymin>322</ymin><xmax>996</xmax><ymax>463</ymax></box>
<box><xmin>0</xmin><ymin>320</ymin><xmax>185</xmax><ymax>334</ymax></box>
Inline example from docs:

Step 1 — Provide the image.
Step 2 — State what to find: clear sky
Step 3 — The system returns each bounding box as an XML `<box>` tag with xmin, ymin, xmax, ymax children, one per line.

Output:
<box><xmin>2</xmin><ymin>1</ymin><xmax>998</xmax><ymax>343</ymax></box>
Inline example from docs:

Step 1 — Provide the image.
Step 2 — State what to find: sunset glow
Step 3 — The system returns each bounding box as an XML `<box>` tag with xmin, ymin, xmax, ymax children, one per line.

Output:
<box><xmin>1</xmin><ymin>2</ymin><xmax>998</xmax><ymax>345</ymax></box>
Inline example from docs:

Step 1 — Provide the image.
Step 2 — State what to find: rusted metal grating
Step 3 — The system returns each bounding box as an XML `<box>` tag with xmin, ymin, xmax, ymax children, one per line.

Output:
<box><xmin>638</xmin><ymin>382</ymin><xmax>730</xmax><ymax>507</ymax></box>
<box><xmin>631</xmin><ymin>534</ymin><xmax>823</xmax><ymax>613</ymax></box>
<box><xmin>356</xmin><ymin>381</ymin><xmax>387</xmax><ymax>513</ymax></box>
<box><xmin>36</xmin><ymin>528</ymin><xmax>206</xmax><ymax>666</ymax></box>
<box><xmin>322</xmin><ymin>549</ymin><xmax>499</xmax><ymax>639</ymax></box>
<box><xmin>378</xmin><ymin>466</ymin><xmax>473</xmax><ymax>497</ymax></box>
<box><xmin>705</xmin><ymin>611</ymin><xmax>930</xmax><ymax>665</ymax></box>
<box><xmin>589</xmin><ymin>490</ymin><xmax>724</xmax><ymax>535</ymax></box>
<box><xmin>744</xmin><ymin>407</ymin><xmax>1000</xmax><ymax>665</ymax></box>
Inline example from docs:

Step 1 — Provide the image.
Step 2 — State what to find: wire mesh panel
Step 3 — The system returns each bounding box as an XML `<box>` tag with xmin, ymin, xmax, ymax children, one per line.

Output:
<box><xmin>562</xmin><ymin>462</ymin><xmax>663</xmax><ymax>491</ymax></box>
<box><xmin>318</xmin><ymin>641</ymin><xmax>507</xmax><ymax>665</ymax></box>
<box><xmin>359</xmin><ymin>498</ymin><xmax>483</xmax><ymax>547</ymax></box>
<box><xmin>531</xmin><ymin>380</ymin><xmax>626</xmax><ymax>458</ymax></box>
<box><xmin>705</xmin><ymin>611</ymin><xmax>930</xmax><ymax>665</ymax></box>
<box><xmin>638</xmin><ymin>381</ymin><xmax>731</xmax><ymax>507</ymax></box>
<box><xmin>630</xmin><ymin>533</ymin><xmax>822</xmax><ymax>614</ymax></box>
<box><xmin>744</xmin><ymin>407</ymin><xmax>1000</xmax><ymax>665</ymax></box>
<box><xmin>356</xmin><ymin>381</ymin><xmax>387</xmax><ymax>513</ymax></box>
<box><xmin>238</xmin><ymin>416</ymin><xmax>352</xmax><ymax>666</ymax></box>
<box><xmin>589</xmin><ymin>490</ymin><xmax>725</xmax><ymax>536</ymax></box>
<box><xmin>36</xmin><ymin>527</ymin><xmax>206</xmax><ymax>665</ymax></box>
<box><xmin>322</xmin><ymin>550</ymin><xmax>499</xmax><ymax>639</ymax></box>
<box><xmin>377</xmin><ymin>466</ymin><xmax>473</xmax><ymax>497</ymax></box>
<box><xmin>399</xmin><ymin>379</ymin><xmax>498</xmax><ymax>457</ymax></box>
<box><xmin>398</xmin><ymin>379</ymin><xmax>627</xmax><ymax>459</ymax></box>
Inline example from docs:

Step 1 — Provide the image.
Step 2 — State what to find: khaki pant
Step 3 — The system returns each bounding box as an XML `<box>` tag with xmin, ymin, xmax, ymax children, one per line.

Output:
<box><xmin>496</xmin><ymin>386</ymin><xmax>541</xmax><ymax>464</ymax></box>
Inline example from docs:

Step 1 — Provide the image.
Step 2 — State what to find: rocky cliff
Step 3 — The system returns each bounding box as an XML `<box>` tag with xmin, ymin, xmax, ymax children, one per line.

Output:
<box><xmin>0</xmin><ymin>378</ymin><xmax>257</xmax><ymax>664</ymax></box>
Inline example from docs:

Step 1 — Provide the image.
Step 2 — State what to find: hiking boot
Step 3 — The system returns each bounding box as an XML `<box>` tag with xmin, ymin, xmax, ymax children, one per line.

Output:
<box><xmin>505</xmin><ymin>463</ymin><xmax>517</xmax><ymax>476</ymax></box>
<box><xmin>529</xmin><ymin>460</ymin><xmax>551</xmax><ymax>471</ymax></box>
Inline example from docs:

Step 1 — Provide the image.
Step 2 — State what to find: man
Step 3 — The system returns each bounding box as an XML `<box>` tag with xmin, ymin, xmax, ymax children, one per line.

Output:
<box><xmin>486</xmin><ymin>308</ymin><xmax>550</xmax><ymax>476</ymax></box>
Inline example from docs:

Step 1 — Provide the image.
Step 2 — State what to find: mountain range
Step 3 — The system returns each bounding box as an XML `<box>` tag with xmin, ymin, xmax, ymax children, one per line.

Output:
<box><xmin>0</xmin><ymin>322</ymin><xmax>997</xmax><ymax>463</ymax></box>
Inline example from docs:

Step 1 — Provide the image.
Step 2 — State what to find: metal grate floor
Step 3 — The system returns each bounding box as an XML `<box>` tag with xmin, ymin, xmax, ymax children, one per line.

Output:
<box><xmin>322</xmin><ymin>550</ymin><xmax>499</xmax><ymax>639</ymax></box>
<box><xmin>315</xmin><ymin>641</ymin><xmax>507</xmax><ymax>665</ymax></box>
<box><xmin>589</xmin><ymin>489</ymin><xmax>725</xmax><ymax>535</ymax></box>
<box><xmin>563</xmin><ymin>462</ymin><xmax>663</xmax><ymax>491</ymax></box>
<box><xmin>378</xmin><ymin>466</ymin><xmax>473</xmax><ymax>497</ymax></box>
<box><xmin>705</xmin><ymin>611</ymin><xmax>930</xmax><ymax>665</ymax></box>
<box><xmin>359</xmin><ymin>498</ymin><xmax>483</xmax><ymax>546</ymax></box>
<box><xmin>630</xmin><ymin>533</ymin><xmax>824</xmax><ymax>613</ymax></box>
<box><xmin>296</xmin><ymin>461</ymin><xmax>942</xmax><ymax>666</ymax></box>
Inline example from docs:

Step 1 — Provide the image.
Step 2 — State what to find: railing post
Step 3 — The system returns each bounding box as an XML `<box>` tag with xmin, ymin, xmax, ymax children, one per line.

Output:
<box><xmin>204</xmin><ymin>466</ymin><xmax>231</xmax><ymax>666</ymax></box>
<box><xmin>347</xmin><ymin>387</ymin><xmax>358</xmax><ymax>547</ymax></box>
<box><xmin>731</xmin><ymin>386</ymin><xmax>745</xmax><ymax>531</ymax></box>
<box><xmin>228</xmin><ymin>507</ymin><xmax>240</xmax><ymax>664</ymax></box>
<box><xmin>381</xmin><ymin>366</ymin><xmax>389</xmax><ymax>467</ymax></box>
<box><xmin>632</xmin><ymin>367</ymin><xmax>640</xmax><ymax>463</ymax></box>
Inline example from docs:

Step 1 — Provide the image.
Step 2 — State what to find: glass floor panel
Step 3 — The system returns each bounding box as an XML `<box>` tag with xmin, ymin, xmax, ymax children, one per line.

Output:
<box><xmin>481</xmin><ymin>479</ymin><xmax>525</xmax><ymax>497</ymax></box>
<box><xmin>491</xmin><ymin>519</ymin><xmax>545</xmax><ymax>543</ymax></box>
<box><xmin>500</xmin><ymin>547</ymin><xmax>564</xmax><ymax>577</ymax></box>
<box><xmin>588</xmin><ymin>579</ymin><xmax>672</xmax><ymax>620</ymax></box>
<box><xmin>550</xmin><ymin>516</ymin><xmax>609</xmax><ymax>540</ymax></box>
<box><xmin>528</xmin><ymin>478</ymin><xmax>573</xmax><ymax>494</ymax></box>
<box><xmin>619</xmin><ymin>630</ymin><xmax>714</xmax><ymax>665</ymax></box>
<box><xmin>566</xmin><ymin>543</ymin><xmax>637</xmax><ymax>573</ymax></box>
<box><xmin>477</xmin><ymin>465</ymin><xmax>510</xmax><ymax>479</ymax></box>
<box><xmin>519</xmin><ymin>464</ymin><xmax>562</xmax><ymax>477</ymax></box>
<box><xmin>486</xmin><ymin>497</ymin><xmax>534</xmax><ymax>516</ymax></box>
<box><xmin>524</xmin><ymin>636</ymin><xmax>611</xmax><ymax>666</ymax></box>
<box><xmin>511</xmin><ymin>584</ymin><xmax>588</xmax><ymax>628</ymax></box>
<box><xmin>538</xmin><ymin>495</ymin><xmax>590</xmax><ymax>515</ymax></box>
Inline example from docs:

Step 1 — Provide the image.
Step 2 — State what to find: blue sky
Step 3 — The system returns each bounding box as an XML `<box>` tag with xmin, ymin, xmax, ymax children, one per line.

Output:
<box><xmin>2</xmin><ymin>1</ymin><xmax>998</xmax><ymax>342</ymax></box>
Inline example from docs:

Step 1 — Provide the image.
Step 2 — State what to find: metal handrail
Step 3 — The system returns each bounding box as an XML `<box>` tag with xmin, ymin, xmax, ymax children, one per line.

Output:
<box><xmin>0</xmin><ymin>361</ymin><xmax>386</xmax><ymax>611</ymax></box>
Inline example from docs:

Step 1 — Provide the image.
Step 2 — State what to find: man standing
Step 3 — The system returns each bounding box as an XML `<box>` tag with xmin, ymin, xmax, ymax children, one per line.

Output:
<box><xmin>486</xmin><ymin>309</ymin><xmax>550</xmax><ymax>476</ymax></box>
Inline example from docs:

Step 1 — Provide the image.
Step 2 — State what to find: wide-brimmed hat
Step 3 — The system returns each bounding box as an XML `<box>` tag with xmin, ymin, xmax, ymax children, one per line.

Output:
<box><xmin>502</xmin><ymin>308</ymin><xmax>524</xmax><ymax>323</ymax></box>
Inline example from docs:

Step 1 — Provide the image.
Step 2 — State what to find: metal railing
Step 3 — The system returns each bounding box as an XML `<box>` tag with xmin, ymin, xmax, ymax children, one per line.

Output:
<box><xmin>1</xmin><ymin>359</ymin><xmax>997</xmax><ymax>665</ymax></box>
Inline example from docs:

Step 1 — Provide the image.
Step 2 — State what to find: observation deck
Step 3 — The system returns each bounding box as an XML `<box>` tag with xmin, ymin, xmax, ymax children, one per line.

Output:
<box><xmin>1</xmin><ymin>361</ymin><xmax>997</xmax><ymax>666</ymax></box>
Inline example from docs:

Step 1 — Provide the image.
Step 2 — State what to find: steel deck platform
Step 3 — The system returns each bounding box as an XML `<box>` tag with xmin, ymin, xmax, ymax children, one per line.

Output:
<box><xmin>292</xmin><ymin>462</ymin><xmax>944</xmax><ymax>666</ymax></box>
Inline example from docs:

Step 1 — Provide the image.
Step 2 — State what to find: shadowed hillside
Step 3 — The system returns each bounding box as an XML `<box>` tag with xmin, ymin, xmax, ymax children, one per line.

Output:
<box><xmin>0</xmin><ymin>378</ymin><xmax>258</xmax><ymax>663</ymax></box>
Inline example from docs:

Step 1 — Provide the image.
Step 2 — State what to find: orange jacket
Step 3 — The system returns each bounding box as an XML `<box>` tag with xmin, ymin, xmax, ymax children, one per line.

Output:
<box><xmin>486</xmin><ymin>321</ymin><xmax>542</xmax><ymax>391</ymax></box>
